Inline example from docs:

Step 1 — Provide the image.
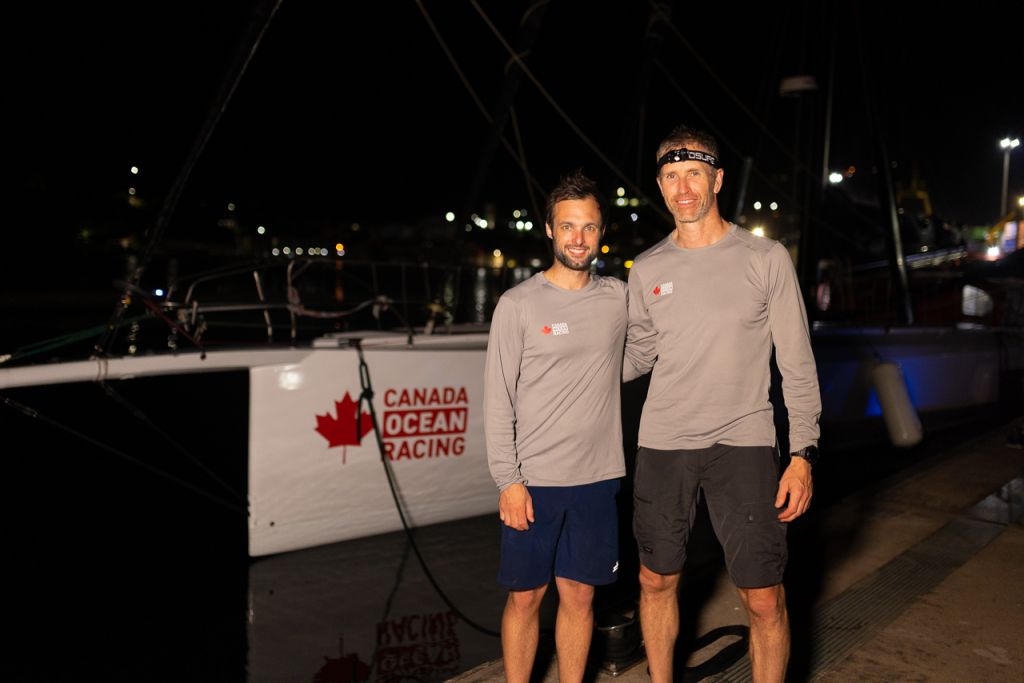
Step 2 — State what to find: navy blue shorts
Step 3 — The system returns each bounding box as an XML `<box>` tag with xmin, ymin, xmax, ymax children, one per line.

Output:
<box><xmin>498</xmin><ymin>478</ymin><xmax>621</xmax><ymax>590</ymax></box>
<box><xmin>633</xmin><ymin>444</ymin><xmax>787</xmax><ymax>588</ymax></box>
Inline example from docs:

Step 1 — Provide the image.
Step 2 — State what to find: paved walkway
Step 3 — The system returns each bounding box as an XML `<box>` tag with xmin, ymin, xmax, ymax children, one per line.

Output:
<box><xmin>452</xmin><ymin>419</ymin><xmax>1024</xmax><ymax>682</ymax></box>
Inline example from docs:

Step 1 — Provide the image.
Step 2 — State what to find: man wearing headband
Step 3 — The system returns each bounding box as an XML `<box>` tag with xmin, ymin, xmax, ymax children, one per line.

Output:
<box><xmin>485</xmin><ymin>170</ymin><xmax>627</xmax><ymax>682</ymax></box>
<box><xmin>623</xmin><ymin>124</ymin><xmax>821</xmax><ymax>682</ymax></box>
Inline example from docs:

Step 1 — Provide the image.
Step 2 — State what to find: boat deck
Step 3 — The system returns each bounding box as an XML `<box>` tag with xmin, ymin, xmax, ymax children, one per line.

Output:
<box><xmin>452</xmin><ymin>419</ymin><xmax>1024</xmax><ymax>682</ymax></box>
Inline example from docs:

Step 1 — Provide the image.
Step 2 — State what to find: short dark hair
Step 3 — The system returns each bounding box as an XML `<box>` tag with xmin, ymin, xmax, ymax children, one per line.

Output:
<box><xmin>544</xmin><ymin>169</ymin><xmax>606</xmax><ymax>229</ymax></box>
<box><xmin>656</xmin><ymin>124</ymin><xmax>719</xmax><ymax>162</ymax></box>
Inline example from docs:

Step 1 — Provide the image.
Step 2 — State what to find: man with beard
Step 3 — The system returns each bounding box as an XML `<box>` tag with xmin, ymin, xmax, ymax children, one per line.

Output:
<box><xmin>623</xmin><ymin>124</ymin><xmax>821</xmax><ymax>683</ymax></box>
<box><xmin>485</xmin><ymin>170</ymin><xmax>627</xmax><ymax>683</ymax></box>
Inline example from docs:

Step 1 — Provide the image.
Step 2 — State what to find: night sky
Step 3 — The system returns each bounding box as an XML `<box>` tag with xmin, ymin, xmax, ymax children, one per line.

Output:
<box><xmin>8</xmin><ymin>1</ymin><xmax>1023</xmax><ymax>283</ymax></box>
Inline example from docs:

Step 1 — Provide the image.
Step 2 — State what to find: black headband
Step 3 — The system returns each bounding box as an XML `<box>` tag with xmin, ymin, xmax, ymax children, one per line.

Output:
<box><xmin>657</xmin><ymin>147</ymin><xmax>720</xmax><ymax>169</ymax></box>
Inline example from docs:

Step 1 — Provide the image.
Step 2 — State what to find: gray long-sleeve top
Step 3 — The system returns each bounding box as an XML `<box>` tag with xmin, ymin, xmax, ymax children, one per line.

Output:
<box><xmin>624</xmin><ymin>225</ymin><xmax>821</xmax><ymax>452</ymax></box>
<box><xmin>484</xmin><ymin>273</ymin><xmax>627</xmax><ymax>491</ymax></box>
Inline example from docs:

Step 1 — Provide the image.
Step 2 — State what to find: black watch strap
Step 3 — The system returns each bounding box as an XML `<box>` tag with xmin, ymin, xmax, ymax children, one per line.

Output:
<box><xmin>790</xmin><ymin>445</ymin><xmax>819</xmax><ymax>466</ymax></box>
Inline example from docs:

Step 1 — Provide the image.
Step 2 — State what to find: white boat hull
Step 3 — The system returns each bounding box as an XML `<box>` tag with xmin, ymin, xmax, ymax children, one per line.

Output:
<box><xmin>249</xmin><ymin>338</ymin><xmax>494</xmax><ymax>556</ymax></box>
<box><xmin>1</xmin><ymin>326</ymin><xmax>1014</xmax><ymax>556</ymax></box>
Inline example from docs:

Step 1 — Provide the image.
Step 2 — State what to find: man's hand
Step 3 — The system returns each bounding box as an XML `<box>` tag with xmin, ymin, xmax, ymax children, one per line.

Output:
<box><xmin>775</xmin><ymin>457</ymin><xmax>813</xmax><ymax>522</ymax></box>
<box><xmin>499</xmin><ymin>483</ymin><xmax>535</xmax><ymax>530</ymax></box>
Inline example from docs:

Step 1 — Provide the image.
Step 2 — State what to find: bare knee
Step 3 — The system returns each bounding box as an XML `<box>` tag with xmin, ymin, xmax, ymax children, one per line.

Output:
<box><xmin>507</xmin><ymin>585</ymin><xmax>547</xmax><ymax>615</ymax></box>
<box><xmin>737</xmin><ymin>584</ymin><xmax>786</xmax><ymax>623</ymax></box>
<box><xmin>639</xmin><ymin>565</ymin><xmax>680</xmax><ymax>597</ymax></box>
<box><xmin>555</xmin><ymin>577</ymin><xmax>594</xmax><ymax>612</ymax></box>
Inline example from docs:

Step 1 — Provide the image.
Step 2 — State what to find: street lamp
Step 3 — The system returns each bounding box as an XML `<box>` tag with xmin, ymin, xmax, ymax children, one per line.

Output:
<box><xmin>1000</xmin><ymin>137</ymin><xmax>1020</xmax><ymax>217</ymax></box>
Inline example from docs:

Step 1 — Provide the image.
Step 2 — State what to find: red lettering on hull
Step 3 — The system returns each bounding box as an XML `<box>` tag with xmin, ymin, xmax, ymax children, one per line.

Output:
<box><xmin>383</xmin><ymin>386</ymin><xmax>469</xmax><ymax>408</ymax></box>
<box><xmin>382</xmin><ymin>408</ymin><xmax>468</xmax><ymax>438</ymax></box>
<box><xmin>383</xmin><ymin>437</ymin><xmax>466</xmax><ymax>460</ymax></box>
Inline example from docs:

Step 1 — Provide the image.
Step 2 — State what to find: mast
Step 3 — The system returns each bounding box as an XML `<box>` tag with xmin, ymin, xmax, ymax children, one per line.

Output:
<box><xmin>854</xmin><ymin>7</ymin><xmax>913</xmax><ymax>325</ymax></box>
<box><xmin>460</xmin><ymin>2</ymin><xmax>550</xmax><ymax>226</ymax></box>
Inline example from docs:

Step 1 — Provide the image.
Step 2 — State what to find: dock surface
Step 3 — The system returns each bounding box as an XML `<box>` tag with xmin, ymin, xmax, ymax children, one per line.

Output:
<box><xmin>452</xmin><ymin>419</ymin><xmax>1024</xmax><ymax>682</ymax></box>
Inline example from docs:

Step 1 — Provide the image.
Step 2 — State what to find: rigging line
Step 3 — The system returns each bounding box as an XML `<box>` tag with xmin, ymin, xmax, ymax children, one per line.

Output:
<box><xmin>2</xmin><ymin>315</ymin><xmax>149</xmax><ymax>366</ymax></box>
<box><xmin>175</xmin><ymin>256</ymin><xmax>360</xmax><ymax>305</ymax></box>
<box><xmin>96</xmin><ymin>0</ymin><xmax>285</xmax><ymax>358</ymax></box>
<box><xmin>415</xmin><ymin>0</ymin><xmax>488</xmax><ymax>123</ymax></box>
<box><xmin>0</xmin><ymin>395</ymin><xmax>246</xmax><ymax>515</ymax></box>
<box><xmin>96</xmin><ymin>382</ymin><xmax>246</xmax><ymax>505</ymax></box>
<box><xmin>751</xmin><ymin>7</ymin><xmax>789</xmax><ymax>164</ymax></box>
<box><xmin>367</xmin><ymin>536</ymin><xmax>416</xmax><ymax>681</ymax></box>
<box><xmin>175</xmin><ymin>261</ymin><xmax>286</xmax><ymax>303</ymax></box>
<box><xmin>646</xmin><ymin>0</ymin><xmax>807</xmax><ymax>172</ymax></box>
<box><xmin>287</xmin><ymin>296</ymin><xmax>386</xmax><ymax>320</ymax></box>
<box><xmin>650</xmin><ymin>20</ymin><xmax>874</xmax><ymax>245</ymax></box>
<box><xmin>132</xmin><ymin>289</ymin><xmax>207</xmax><ymax>357</ymax></box>
<box><xmin>652</xmin><ymin>59</ymin><xmax>862</xmax><ymax>248</ymax></box>
<box><xmin>520</xmin><ymin>0</ymin><xmax>550</xmax><ymax>26</ymax></box>
<box><xmin>469</xmin><ymin>0</ymin><xmax>671</xmax><ymax>224</ymax></box>
<box><xmin>650</xmin><ymin>59</ymin><xmax>747</xmax><ymax>163</ymax></box>
<box><xmin>510</xmin><ymin>107</ymin><xmax>545</xmax><ymax>226</ymax></box>
<box><xmin>652</xmin><ymin>58</ymin><xmax>806</xmax><ymax>210</ymax></box>
<box><xmin>414</xmin><ymin>0</ymin><xmax>547</xmax><ymax>200</ymax></box>
<box><xmin>351</xmin><ymin>340</ymin><xmax>500</xmax><ymax>638</ymax></box>
<box><xmin>852</xmin><ymin>3</ymin><xmax>878</xmax><ymax>142</ymax></box>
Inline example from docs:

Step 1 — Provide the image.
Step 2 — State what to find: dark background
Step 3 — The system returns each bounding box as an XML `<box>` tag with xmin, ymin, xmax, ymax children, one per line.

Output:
<box><xmin>5</xmin><ymin>1</ymin><xmax>1022</xmax><ymax>348</ymax></box>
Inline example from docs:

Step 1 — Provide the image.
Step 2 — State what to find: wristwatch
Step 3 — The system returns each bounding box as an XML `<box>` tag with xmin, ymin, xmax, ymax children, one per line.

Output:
<box><xmin>790</xmin><ymin>445</ymin><xmax>819</xmax><ymax>466</ymax></box>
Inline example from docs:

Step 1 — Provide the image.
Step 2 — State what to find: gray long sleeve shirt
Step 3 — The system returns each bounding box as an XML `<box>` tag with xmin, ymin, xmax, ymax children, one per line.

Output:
<box><xmin>484</xmin><ymin>273</ymin><xmax>627</xmax><ymax>491</ymax></box>
<box><xmin>624</xmin><ymin>225</ymin><xmax>821</xmax><ymax>452</ymax></box>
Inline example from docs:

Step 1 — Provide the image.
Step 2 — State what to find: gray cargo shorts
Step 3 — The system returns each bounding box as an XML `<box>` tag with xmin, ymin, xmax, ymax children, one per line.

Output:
<box><xmin>632</xmin><ymin>443</ymin><xmax>787</xmax><ymax>588</ymax></box>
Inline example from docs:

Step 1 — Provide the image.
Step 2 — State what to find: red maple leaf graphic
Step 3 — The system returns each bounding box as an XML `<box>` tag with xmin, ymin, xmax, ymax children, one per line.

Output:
<box><xmin>314</xmin><ymin>637</ymin><xmax>370</xmax><ymax>683</ymax></box>
<box><xmin>653</xmin><ymin>285</ymin><xmax>661</xmax><ymax>296</ymax></box>
<box><xmin>315</xmin><ymin>392</ymin><xmax>373</xmax><ymax>449</ymax></box>
<box><xmin>541</xmin><ymin>325</ymin><xmax>552</xmax><ymax>334</ymax></box>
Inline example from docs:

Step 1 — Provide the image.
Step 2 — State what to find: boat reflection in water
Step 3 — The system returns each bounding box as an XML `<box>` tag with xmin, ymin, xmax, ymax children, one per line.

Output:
<box><xmin>247</xmin><ymin>513</ymin><xmax>507</xmax><ymax>683</ymax></box>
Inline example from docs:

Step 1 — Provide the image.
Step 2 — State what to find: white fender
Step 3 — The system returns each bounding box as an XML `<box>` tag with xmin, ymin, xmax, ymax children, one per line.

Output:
<box><xmin>871</xmin><ymin>361</ymin><xmax>923</xmax><ymax>447</ymax></box>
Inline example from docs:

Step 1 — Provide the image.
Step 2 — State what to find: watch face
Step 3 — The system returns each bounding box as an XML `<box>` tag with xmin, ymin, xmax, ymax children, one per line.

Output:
<box><xmin>799</xmin><ymin>446</ymin><xmax>819</xmax><ymax>465</ymax></box>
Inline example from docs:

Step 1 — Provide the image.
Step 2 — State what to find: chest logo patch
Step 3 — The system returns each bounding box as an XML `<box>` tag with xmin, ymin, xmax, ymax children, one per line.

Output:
<box><xmin>543</xmin><ymin>322</ymin><xmax>570</xmax><ymax>336</ymax></box>
<box><xmin>653</xmin><ymin>282</ymin><xmax>674</xmax><ymax>296</ymax></box>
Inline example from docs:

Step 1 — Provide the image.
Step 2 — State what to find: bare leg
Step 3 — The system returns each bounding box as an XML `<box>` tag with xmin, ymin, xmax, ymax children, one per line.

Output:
<box><xmin>736</xmin><ymin>584</ymin><xmax>789</xmax><ymax>683</ymax></box>
<box><xmin>638</xmin><ymin>565</ymin><xmax>681</xmax><ymax>683</ymax></box>
<box><xmin>553</xmin><ymin>577</ymin><xmax>595</xmax><ymax>682</ymax></box>
<box><xmin>502</xmin><ymin>585</ymin><xmax>548</xmax><ymax>683</ymax></box>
